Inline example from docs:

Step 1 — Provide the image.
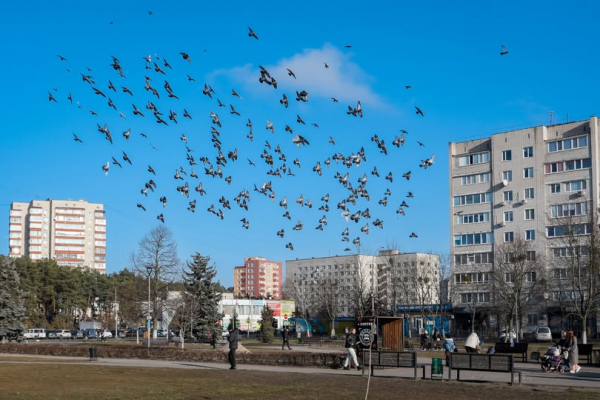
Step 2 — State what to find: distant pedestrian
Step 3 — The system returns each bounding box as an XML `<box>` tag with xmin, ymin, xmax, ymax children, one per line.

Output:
<box><xmin>227</xmin><ymin>325</ymin><xmax>238</xmax><ymax>370</ymax></box>
<box><xmin>210</xmin><ymin>331</ymin><xmax>217</xmax><ymax>349</ymax></box>
<box><xmin>281</xmin><ymin>326</ymin><xmax>292</xmax><ymax>350</ymax></box>
<box><xmin>432</xmin><ymin>328</ymin><xmax>441</xmax><ymax>351</ymax></box>
<box><xmin>343</xmin><ymin>327</ymin><xmax>361</xmax><ymax>370</ymax></box>
<box><xmin>566</xmin><ymin>330</ymin><xmax>581</xmax><ymax>373</ymax></box>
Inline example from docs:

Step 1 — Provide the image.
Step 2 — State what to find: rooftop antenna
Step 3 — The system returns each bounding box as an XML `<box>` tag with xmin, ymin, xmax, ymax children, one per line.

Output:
<box><xmin>549</xmin><ymin>111</ymin><xmax>554</xmax><ymax>125</ymax></box>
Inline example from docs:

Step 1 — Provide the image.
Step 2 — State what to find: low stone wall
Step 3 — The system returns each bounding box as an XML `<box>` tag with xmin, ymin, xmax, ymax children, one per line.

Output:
<box><xmin>0</xmin><ymin>344</ymin><xmax>344</xmax><ymax>367</ymax></box>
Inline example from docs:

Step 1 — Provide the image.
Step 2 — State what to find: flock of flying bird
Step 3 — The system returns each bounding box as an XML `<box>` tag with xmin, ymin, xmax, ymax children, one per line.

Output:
<box><xmin>50</xmin><ymin>24</ymin><xmax>439</xmax><ymax>252</ymax></box>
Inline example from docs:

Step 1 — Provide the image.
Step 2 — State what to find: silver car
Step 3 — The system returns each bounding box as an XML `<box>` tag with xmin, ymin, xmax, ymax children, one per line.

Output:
<box><xmin>535</xmin><ymin>326</ymin><xmax>552</xmax><ymax>342</ymax></box>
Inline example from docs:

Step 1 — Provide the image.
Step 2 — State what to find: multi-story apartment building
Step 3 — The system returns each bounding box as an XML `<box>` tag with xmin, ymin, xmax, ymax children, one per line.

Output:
<box><xmin>233</xmin><ymin>257</ymin><xmax>283</xmax><ymax>299</ymax></box>
<box><xmin>8</xmin><ymin>199</ymin><xmax>106</xmax><ymax>272</ymax></box>
<box><xmin>449</xmin><ymin>117</ymin><xmax>600</xmax><ymax>336</ymax></box>
<box><xmin>285</xmin><ymin>250</ymin><xmax>440</xmax><ymax>320</ymax></box>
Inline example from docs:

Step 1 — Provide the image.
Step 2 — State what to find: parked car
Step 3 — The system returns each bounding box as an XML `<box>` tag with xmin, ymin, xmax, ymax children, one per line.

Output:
<box><xmin>56</xmin><ymin>329</ymin><xmax>72</xmax><ymax>339</ymax></box>
<box><xmin>84</xmin><ymin>329</ymin><xmax>97</xmax><ymax>339</ymax></box>
<box><xmin>24</xmin><ymin>329</ymin><xmax>47</xmax><ymax>339</ymax></box>
<box><xmin>71</xmin><ymin>330</ymin><xmax>84</xmax><ymax>339</ymax></box>
<box><xmin>534</xmin><ymin>326</ymin><xmax>552</xmax><ymax>342</ymax></box>
<box><xmin>46</xmin><ymin>330</ymin><xmax>59</xmax><ymax>339</ymax></box>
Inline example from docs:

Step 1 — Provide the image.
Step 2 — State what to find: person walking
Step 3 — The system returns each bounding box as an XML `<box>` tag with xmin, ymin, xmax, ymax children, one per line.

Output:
<box><xmin>281</xmin><ymin>326</ymin><xmax>292</xmax><ymax>350</ymax></box>
<box><xmin>343</xmin><ymin>327</ymin><xmax>361</xmax><ymax>370</ymax></box>
<box><xmin>227</xmin><ymin>325</ymin><xmax>238</xmax><ymax>370</ymax></box>
<box><xmin>566</xmin><ymin>330</ymin><xmax>581</xmax><ymax>373</ymax></box>
<box><xmin>464</xmin><ymin>331</ymin><xmax>481</xmax><ymax>353</ymax></box>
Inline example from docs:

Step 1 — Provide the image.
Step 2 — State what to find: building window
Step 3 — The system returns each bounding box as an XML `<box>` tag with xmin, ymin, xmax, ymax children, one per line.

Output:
<box><xmin>524</xmin><ymin>209</ymin><xmax>534</xmax><ymax>220</ymax></box>
<box><xmin>523</xmin><ymin>167</ymin><xmax>534</xmax><ymax>178</ymax></box>
<box><xmin>526</xmin><ymin>251</ymin><xmax>536</xmax><ymax>261</ymax></box>
<box><xmin>549</xmin><ymin>202</ymin><xmax>587</xmax><ymax>218</ymax></box>
<box><xmin>457</xmin><ymin>212</ymin><xmax>490</xmax><ymax>225</ymax></box>
<box><xmin>526</xmin><ymin>272</ymin><xmax>537</xmax><ymax>282</ymax></box>
<box><xmin>503</xmin><ymin>211</ymin><xmax>513</xmax><ymax>222</ymax></box>
<box><xmin>549</xmin><ymin>183</ymin><xmax>561</xmax><ymax>194</ymax></box>
<box><xmin>525</xmin><ymin>229</ymin><xmax>535</xmax><ymax>241</ymax></box>
<box><xmin>503</xmin><ymin>191</ymin><xmax>513</xmax><ymax>202</ymax></box>
<box><xmin>502</xmin><ymin>150</ymin><xmax>512</xmax><ymax>161</ymax></box>
<box><xmin>565</xmin><ymin>180</ymin><xmax>587</xmax><ymax>192</ymax></box>
<box><xmin>523</xmin><ymin>146</ymin><xmax>533</xmax><ymax>158</ymax></box>
<box><xmin>545</xmin><ymin>158</ymin><xmax>591</xmax><ymax>174</ymax></box>
<box><xmin>527</xmin><ymin>314</ymin><xmax>538</xmax><ymax>325</ymax></box>
<box><xmin>547</xmin><ymin>224</ymin><xmax>590</xmax><ymax>237</ymax></box>
<box><xmin>458</xmin><ymin>152</ymin><xmax>490</xmax><ymax>166</ymax></box>
<box><xmin>504</xmin><ymin>231</ymin><xmax>514</xmax><ymax>243</ymax></box>
<box><xmin>553</xmin><ymin>268</ymin><xmax>569</xmax><ymax>279</ymax></box>
<box><xmin>502</xmin><ymin>171</ymin><xmax>513</xmax><ymax>182</ymax></box>
<box><xmin>505</xmin><ymin>273</ymin><xmax>514</xmax><ymax>283</ymax></box>
<box><xmin>454</xmin><ymin>233</ymin><xmax>493</xmax><ymax>246</ymax></box>
<box><xmin>453</xmin><ymin>192</ymin><xmax>493</xmax><ymax>206</ymax></box>
<box><xmin>524</xmin><ymin>188</ymin><xmax>534</xmax><ymax>199</ymax></box>
<box><xmin>547</xmin><ymin>136</ymin><xmax>588</xmax><ymax>153</ymax></box>
<box><xmin>454</xmin><ymin>252</ymin><xmax>493</xmax><ymax>265</ymax></box>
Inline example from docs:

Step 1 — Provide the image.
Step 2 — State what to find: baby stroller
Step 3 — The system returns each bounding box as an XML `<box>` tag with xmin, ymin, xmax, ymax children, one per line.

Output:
<box><xmin>540</xmin><ymin>345</ymin><xmax>568</xmax><ymax>373</ymax></box>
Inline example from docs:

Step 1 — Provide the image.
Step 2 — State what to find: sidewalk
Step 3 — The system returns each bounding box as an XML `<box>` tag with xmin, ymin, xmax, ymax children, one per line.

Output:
<box><xmin>1</xmin><ymin>351</ymin><xmax>598</xmax><ymax>389</ymax></box>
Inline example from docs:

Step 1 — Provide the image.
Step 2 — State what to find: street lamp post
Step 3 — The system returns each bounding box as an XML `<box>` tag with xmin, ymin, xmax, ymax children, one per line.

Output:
<box><xmin>146</xmin><ymin>266</ymin><xmax>152</xmax><ymax>349</ymax></box>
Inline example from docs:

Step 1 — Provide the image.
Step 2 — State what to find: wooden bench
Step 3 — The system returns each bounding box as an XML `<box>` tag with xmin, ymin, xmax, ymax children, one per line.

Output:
<box><xmin>579</xmin><ymin>344</ymin><xmax>593</xmax><ymax>364</ymax></box>
<box><xmin>361</xmin><ymin>351</ymin><xmax>425</xmax><ymax>380</ymax></box>
<box><xmin>448</xmin><ymin>353</ymin><xmax>522</xmax><ymax>385</ymax></box>
<box><xmin>494</xmin><ymin>342</ymin><xmax>528</xmax><ymax>362</ymax></box>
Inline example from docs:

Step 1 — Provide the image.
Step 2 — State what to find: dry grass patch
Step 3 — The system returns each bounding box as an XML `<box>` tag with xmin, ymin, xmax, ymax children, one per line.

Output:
<box><xmin>0</xmin><ymin>363</ymin><xmax>599</xmax><ymax>400</ymax></box>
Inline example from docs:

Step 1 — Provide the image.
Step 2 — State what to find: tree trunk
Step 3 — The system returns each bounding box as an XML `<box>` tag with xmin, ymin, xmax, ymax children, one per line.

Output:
<box><xmin>581</xmin><ymin>318</ymin><xmax>588</xmax><ymax>344</ymax></box>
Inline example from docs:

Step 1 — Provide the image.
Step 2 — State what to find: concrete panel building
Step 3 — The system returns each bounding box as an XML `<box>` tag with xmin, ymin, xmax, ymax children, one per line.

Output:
<box><xmin>233</xmin><ymin>256</ymin><xmax>283</xmax><ymax>299</ymax></box>
<box><xmin>8</xmin><ymin>199</ymin><xmax>106</xmax><ymax>272</ymax></box>
<box><xmin>286</xmin><ymin>250</ymin><xmax>440</xmax><ymax>319</ymax></box>
<box><xmin>449</xmin><ymin>117</ymin><xmax>600</xmax><ymax>336</ymax></box>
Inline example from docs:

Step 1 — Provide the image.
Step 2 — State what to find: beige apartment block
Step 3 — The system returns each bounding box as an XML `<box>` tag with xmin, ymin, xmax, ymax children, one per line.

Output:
<box><xmin>449</xmin><ymin>117</ymin><xmax>600</xmax><ymax>335</ymax></box>
<box><xmin>8</xmin><ymin>199</ymin><xmax>106</xmax><ymax>273</ymax></box>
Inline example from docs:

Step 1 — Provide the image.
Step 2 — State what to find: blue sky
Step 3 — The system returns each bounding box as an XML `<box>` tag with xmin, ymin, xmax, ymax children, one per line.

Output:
<box><xmin>2</xmin><ymin>1</ymin><xmax>600</xmax><ymax>287</ymax></box>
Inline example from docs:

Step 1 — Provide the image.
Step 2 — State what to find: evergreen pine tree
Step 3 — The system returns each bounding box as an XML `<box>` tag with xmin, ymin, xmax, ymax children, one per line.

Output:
<box><xmin>0</xmin><ymin>256</ymin><xmax>26</xmax><ymax>341</ymax></box>
<box><xmin>259</xmin><ymin>305</ymin><xmax>275</xmax><ymax>343</ymax></box>
<box><xmin>183</xmin><ymin>252</ymin><xmax>223</xmax><ymax>338</ymax></box>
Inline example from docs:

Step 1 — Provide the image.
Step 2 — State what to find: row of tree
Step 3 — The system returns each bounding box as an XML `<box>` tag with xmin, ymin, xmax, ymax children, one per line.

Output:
<box><xmin>0</xmin><ymin>226</ymin><xmax>226</xmax><ymax>343</ymax></box>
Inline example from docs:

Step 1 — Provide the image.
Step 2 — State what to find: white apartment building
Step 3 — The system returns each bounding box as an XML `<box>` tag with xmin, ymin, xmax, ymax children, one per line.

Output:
<box><xmin>8</xmin><ymin>199</ymin><xmax>106</xmax><ymax>272</ymax></box>
<box><xmin>286</xmin><ymin>250</ymin><xmax>440</xmax><ymax>318</ymax></box>
<box><xmin>449</xmin><ymin>117</ymin><xmax>600</xmax><ymax>336</ymax></box>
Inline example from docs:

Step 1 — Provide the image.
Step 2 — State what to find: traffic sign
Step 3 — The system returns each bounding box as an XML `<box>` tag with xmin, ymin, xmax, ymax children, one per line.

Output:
<box><xmin>284</xmin><ymin>314</ymin><xmax>288</xmax><ymax>320</ymax></box>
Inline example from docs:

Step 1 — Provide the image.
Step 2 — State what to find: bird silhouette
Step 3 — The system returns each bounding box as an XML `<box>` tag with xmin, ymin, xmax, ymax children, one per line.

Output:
<box><xmin>248</xmin><ymin>27</ymin><xmax>259</xmax><ymax>40</ymax></box>
<box><xmin>500</xmin><ymin>45</ymin><xmax>509</xmax><ymax>56</ymax></box>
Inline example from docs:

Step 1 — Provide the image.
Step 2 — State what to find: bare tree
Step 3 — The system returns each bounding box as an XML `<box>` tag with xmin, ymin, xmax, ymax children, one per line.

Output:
<box><xmin>351</xmin><ymin>254</ymin><xmax>375</xmax><ymax>318</ymax></box>
<box><xmin>313</xmin><ymin>279</ymin><xmax>342</xmax><ymax>338</ymax></box>
<box><xmin>493</xmin><ymin>235</ymin><xmax>546</xmax><ymax>342</ymax></box>
<box><xmin>131</xmin><ymin>225</ymin><xmax>180</xmax><ymax>339</ymax></box>
<box><xmin>549</xmin><ymin>209</ymin><xmax>600</xmax><ymax>343</ymax></box>
<box><xmin>283</xmin><ymin>278</ymin><xmax>313</xmax><ymax>334</ymax></box>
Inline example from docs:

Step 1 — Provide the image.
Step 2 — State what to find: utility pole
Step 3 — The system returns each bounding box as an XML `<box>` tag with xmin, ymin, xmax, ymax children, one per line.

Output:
<box><xmin>114</xmin><ymin>287</ymin><xmax>118</xmax><ymax>340</ymax></box>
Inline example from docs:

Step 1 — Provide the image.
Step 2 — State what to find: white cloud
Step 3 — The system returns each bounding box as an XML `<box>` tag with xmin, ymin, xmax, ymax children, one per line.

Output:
<box><xmin>210</xmin><ymin>43</ymin><xmax>385</xmax><ymax>109</ymax></box>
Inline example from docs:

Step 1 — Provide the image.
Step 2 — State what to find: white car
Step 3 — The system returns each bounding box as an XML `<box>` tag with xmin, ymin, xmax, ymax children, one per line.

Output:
<box><xmin>57</xmin><ymin>330</ymin><xmax>72</xmax><ymax>339</ymax></box>
<box><xmin>534</xmin><ymin>326</ymin><xmax>552</xmax><ymax>342</ymax></box>
<box><xmin>23</xmin><ymin>329</ymin><xmax>46</xmax><ymax>339</ymax></box>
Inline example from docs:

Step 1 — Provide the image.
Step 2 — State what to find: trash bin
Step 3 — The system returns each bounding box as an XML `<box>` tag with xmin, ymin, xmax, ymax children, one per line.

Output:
<box><xmin>89</xmin><ymin>347</ymin><xmax>98</xmax><ymax>361</ymax></box>
<box><xmin>431</xmin><ymin>358</ymin><xmax>443</xmax><ymax>380</ymax></box>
